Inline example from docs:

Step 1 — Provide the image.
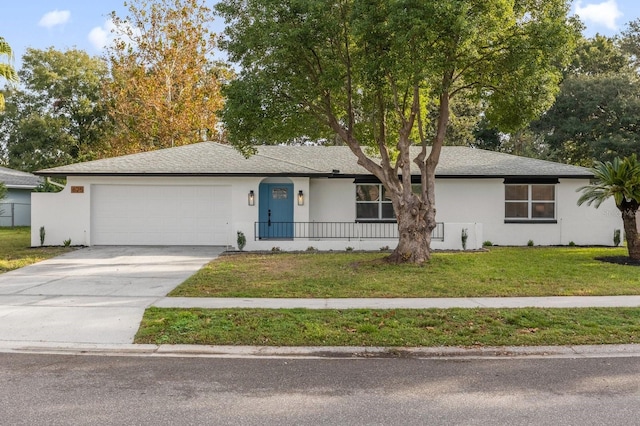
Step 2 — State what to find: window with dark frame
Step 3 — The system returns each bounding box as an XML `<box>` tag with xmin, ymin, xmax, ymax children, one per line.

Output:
<box><xmin>505</xmin><ymin>184</ymin><xmax>555</xmax><ymax>221</ymax></box>
<box><xmin>356</xmin><ymin>184</ymin><xmax>395</xmax><ymax>221</ymax></box>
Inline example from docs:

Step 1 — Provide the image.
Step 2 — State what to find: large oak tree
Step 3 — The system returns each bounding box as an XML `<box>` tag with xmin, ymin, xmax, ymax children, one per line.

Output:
<box><xmin>217</xmin><ymin>0</ymin><xmax>578</xmax><ymax>264</ymax></box>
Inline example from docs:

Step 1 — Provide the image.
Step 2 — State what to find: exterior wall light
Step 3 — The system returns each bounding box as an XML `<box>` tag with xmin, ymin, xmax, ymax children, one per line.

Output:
<box><xmin>297</xmin><ymin>190</ymin><xmax>304</xmax><ymax>206</ymax></box>
<box><xmin>248</xmin><ymin>190</ymin><xmax>255</xmax><ymax>206</ymax></box>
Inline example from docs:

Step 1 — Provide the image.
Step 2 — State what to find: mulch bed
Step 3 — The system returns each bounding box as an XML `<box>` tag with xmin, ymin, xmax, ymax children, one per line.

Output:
<box><xmin>596</xmin><ymin>256</ymin><xmax>640</xmax><ymax>266</ymax></box>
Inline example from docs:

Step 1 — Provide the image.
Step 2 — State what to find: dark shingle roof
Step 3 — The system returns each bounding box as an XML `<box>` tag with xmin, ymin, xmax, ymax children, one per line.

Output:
<box><xmin>35</xmin><ymin>142</ymin><xmax>592</xmax><ymax>179</ymax></box>
<box><xmin>0</xmin><ymin>166</ymin><xmax>42</xmax><ymax>188</ymax></box>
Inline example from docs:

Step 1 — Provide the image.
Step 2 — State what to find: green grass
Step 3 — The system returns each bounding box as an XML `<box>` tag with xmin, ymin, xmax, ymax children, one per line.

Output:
<box><xmin>135</xmin><ymin>307</ymin><xmax>640</xmax><ymax>347</ymax></box>
<box><xmin>0</xmin><ymin>227</ymin><xmax>73</xmax><ymax>273</ymax></box>
<box><xmin>170</xmin><ymin>247</ymin><xmax>640</xmax><ymax>298</ymax></box>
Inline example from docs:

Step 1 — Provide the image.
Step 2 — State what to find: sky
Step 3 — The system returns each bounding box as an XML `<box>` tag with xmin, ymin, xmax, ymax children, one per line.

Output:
<box><xmin>2</xmin><ymin>0</ymin><xmax>640</xmax><ymax>69</ymax></box>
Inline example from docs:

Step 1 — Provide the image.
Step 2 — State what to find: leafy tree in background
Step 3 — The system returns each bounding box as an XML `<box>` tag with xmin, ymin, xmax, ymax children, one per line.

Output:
<box><xmin>430</xmin><ymin>95</ymin><xmax>485</xmax><ymax>147</ymax></box>
<box><xmin>531</xmin><ymin>72</ymin><xmax>640</xmax><ymax>166</ymax></box>
<box><xmin>578</xmin><ymin>155</ymin><xmax>640</xmax><ymax>260</ymax></box>
<box><xmin>104</xmin><ymin>0</ymin><xmax>231</xmax><ymax>155</ymax></box>
<box><xmin>566</xmin><ymin>34</ymin><xmax>629</xmax><ymax>76</ymax></box>
<box><xmin>0</xmin><ymin>48</ymin><xmax>111</xmax><ymax>172</ymax></box>
<box><xmin>0</xmin><ymin>36</ymin><xmax>18</xmax><ymax>111</ymax></box>
<box><xmin>531</xmin><ymin>32</ymin><xmax>640</xmax><ymax>165</ymax></box>
<box><xmin>620</xmin><ymin>19</ymin><xmax>640</xmax><ymax>70</ymax></box>
<box><xmin>217</xmin><ymin>0</ymin><xmax>578</xmax><ymax>264</ymax></box>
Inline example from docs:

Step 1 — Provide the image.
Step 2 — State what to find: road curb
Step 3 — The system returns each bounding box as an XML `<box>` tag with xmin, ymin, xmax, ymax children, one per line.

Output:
<box><xmin>2</xmin><ymin>341</ymin><xmax>640</xmax><ymax>359</ymax></box>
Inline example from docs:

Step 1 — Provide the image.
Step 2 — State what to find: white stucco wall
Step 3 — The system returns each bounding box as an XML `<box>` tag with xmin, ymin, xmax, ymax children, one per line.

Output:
<box><xmin>433</xmin><ymin>178</ymin><xmax>621</xmax><ymax>246</ymax></box>
<box><xmin>296</xmin><ymin>177</ymin><xmax>483</xmax><ymax>251</ymax></box>
<box><xmin>305</xmin><ymin>177</ymin><xmax>620</xmax><ymax>248</ymax></box>
<box><xmin>31</xmin><ymin>184</ymin><xmax>90</xmax><ymax>246</ymax></box>
<box><xmin>31</xmin><ymin>176</ymin><xmax>310</xmax><ymax>248</ymax></box>
<box><xmin>32</xmin><ymin>174</ymin><xmax>621</xmax><ymax>249</ymax></box>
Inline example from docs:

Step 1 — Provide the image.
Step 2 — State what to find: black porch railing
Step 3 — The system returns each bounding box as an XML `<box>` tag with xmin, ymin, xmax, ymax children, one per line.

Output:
<box><xmin>254</xmin><ymin>221</ymin><xmax>444</xmax><ymax>241</ymax></box>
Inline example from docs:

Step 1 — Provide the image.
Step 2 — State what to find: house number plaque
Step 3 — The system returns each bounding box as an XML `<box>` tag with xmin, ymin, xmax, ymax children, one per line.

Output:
<box><xmin>71</xmin><ymin>186</ymin><xmax>85</xmax><ymax>194</ymax></box>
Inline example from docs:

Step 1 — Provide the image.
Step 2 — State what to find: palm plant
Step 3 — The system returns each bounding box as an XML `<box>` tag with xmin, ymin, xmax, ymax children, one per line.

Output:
<box><xmin>0</xmin><ymin>36</ymin><xmax>18</xmax><ymax>110</ymax></box>
<box><xmin>578</xmin><ymin>155</ymin><xmax>640</xmax><ymax>259</ymax></box>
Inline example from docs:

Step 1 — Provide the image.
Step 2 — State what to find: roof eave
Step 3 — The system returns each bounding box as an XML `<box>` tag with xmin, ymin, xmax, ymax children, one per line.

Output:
<box><xmin>34</xmin><ymin>171</ymin><xmax>339</xmax><ymax>178</ymax></box>
<box><xmin>4</xmin><ymin>184</ymin><xmax>40</xmax><ymax>189</ymax></box>
<box><xmin>36</xmin><ymin>171</ymin><xmax>594</xmax><ymax>180</ymax></box>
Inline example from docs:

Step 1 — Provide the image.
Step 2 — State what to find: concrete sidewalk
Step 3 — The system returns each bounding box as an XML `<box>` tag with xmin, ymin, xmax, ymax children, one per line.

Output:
<box><xmin>153</xmin><ymin>295</ymin><xmax>640</xmax><ymax>309</ymax></box>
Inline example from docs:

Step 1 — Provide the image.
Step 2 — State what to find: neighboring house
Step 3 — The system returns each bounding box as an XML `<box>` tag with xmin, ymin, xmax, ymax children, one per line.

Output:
<box><xmin>0</xmin><ymin>166</ymin><xmax>41</xmax><ymax>227</ymax></box>
<box><xmin>31</xmin><ymin>142</ymin><xmax>621</xmax><ymax>249</ymax></box>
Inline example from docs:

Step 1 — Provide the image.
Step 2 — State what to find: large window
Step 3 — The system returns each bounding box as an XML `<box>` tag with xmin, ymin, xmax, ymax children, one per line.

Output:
<box><xmin>356</xmin><ymin>184</ymin><xmax>395</xmax><ymax>221</ymax></box>
<box><xmin>505</xmin><ymin>184</ymin><xmax>555</xmax><ymax>222</ymax></box>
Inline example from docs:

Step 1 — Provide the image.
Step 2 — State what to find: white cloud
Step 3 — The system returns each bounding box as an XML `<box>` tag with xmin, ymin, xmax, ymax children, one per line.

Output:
<box><xmin>88</xmin><ymin>20</ymin><xmax>116</xmax><ymax>51</ymax></box>
<box><xmin>574</xmin><ymin>0</ymin><xmax>623</xmax><ymax>31</ymax></box>
<box><xmin>38</xmin><ymin>10</ymin><xmax>71</xmax><ymax>29</ymax></box>
<box><xmin>88</xmin><ymin>19</ymin><xmax>140</xmax><ymax>52</ymax></box>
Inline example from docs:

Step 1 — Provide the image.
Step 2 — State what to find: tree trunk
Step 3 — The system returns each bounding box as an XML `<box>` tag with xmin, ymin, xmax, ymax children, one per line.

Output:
<box><xmin>621</xmin><ymin>204</ymin><xmax>640</xmax><ymax>260</ymax></box>
<box><xmin>387</xmin><ymin>192</ymin><xmax>432</xmax><ymax>264</ymax></box>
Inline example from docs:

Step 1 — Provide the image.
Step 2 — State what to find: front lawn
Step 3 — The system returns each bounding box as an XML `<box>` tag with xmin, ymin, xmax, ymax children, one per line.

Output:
<box><xmin>135</xmin><ymin>307</ymin><xmax>640</xmax><ymax>347</ymax></box>
<box><xmin>170</xmin><ymin>247</ymin><xmax>640</xmax><ymax>298</ymax></box>
<box><xmin>0</xmin><ymin>227</ymin><xmax>73</xmax><ymax>273</ymax></box>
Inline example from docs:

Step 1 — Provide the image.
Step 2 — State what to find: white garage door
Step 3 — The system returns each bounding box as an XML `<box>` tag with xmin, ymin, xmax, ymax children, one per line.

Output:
<box><xmin>91</xmin><ymin>185</ymin><xmax>232</xmax><ymax>245</ymax></box>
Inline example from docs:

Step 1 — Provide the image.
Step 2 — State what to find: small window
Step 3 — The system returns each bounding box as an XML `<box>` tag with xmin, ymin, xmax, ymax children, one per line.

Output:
<box><xmin>505</xmin><ymin>184</ymin><xmax>555</xmax><ymax>222</ymax></box>
<box><xmin>272</xmin><ymin>187</ymin><xmax>288</xmax><ymax>199</ymax></box>
<box><xmin>356</xmin><ymin>184</ymin><xmax>395</xmax><ymax>221</ymax></box>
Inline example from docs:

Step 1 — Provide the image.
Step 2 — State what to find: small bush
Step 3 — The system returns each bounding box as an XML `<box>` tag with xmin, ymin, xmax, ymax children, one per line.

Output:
<box><xmin>271</xmin><ymin>247</ymin><xmax>281</xmax><ymax>252</ymax></box>
<box><xmin>379</xmin><ymin>246</ymin><xmax>390</xmax><ymax>251</ymax></box>
<box><xmin>483</xmin><ymin>240</ymin><xmax>493</xmax><ymax>247</ymax></box>
<box><xmin>63</xmin><ymin>238</ymin><xmax>72</xmax><ymax>247</ymax></box>
<box><xmin>614</xmin><ymin>229</ymin><xmax>621</xmax><ymax>247</ymax></box>
<box><xmin>527</xmin><ymin>240</ymin><xmax>534</xmax><ymax>247</ymax></box>
<box><xmin>236</xmin><ymin>231</ymin><xmax>246</xmax><ymax>251</ymax></box>
<box><xmin>461</xmin><ymin>228</ymin><xmax>468</xmax><ymax>250</ymax></box>
<box><xmin>345</xmin><ymin>246</ymin><xmax>354</xmax><ymax>252</ymax></box>
<box><xmin>306</xmin><ymin>246</ymin><xmax>316</xmax><ymax>252</ymax></box>
<box><xmin>568</xmin><ymin>241</ymin><xmax>576</xmax><ymax>247</ymax></box>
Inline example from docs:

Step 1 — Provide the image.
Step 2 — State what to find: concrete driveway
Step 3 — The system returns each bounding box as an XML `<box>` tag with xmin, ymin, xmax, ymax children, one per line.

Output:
<box><xmin>0</xmin><ymin>246</ymin><xmax>223</xmax><ymax>345</ymax></box>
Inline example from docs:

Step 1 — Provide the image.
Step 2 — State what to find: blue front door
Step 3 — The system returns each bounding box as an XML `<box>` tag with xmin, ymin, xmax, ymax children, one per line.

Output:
<box><xmin>259</xmin><ymin>183</ymin><xmax>294</xmax><ymax>239</ymax></box>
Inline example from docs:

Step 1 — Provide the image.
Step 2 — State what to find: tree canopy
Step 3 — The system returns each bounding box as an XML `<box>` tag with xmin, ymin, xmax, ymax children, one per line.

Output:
<box><xmin>104</xmin><ymin>0</ymin><xmax>231</xmax><ymax>155</ymax></box>
<box><xmin>527</xmin><ymin>26</ymin><xmax>640</xmax><ymax>165</ymax></box>
<box><xmin>0</xmin><ymin>48</ymin><xmax>111</xmax><ymax>171</ymax></box>
<box><xmin>531</xmin><ymin>71</ymin><xmax>640</xmax><ymax>166</ymax></box>
<box><xmin>0</xmin><ymin>36</ymin><xmax>18</xmax><ymax>111</ymax></box>
<box><xmin>217</xmin><ymin>0</ymin><xmax>578</xmax><ymax>263</ymax></box>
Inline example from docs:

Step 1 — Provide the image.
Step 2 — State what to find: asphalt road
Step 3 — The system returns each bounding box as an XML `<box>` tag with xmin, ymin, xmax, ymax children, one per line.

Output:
<box><xmin>2</xmin><ymin>353</ymin><xmax>640</xmax><ymax>425</ymax></box>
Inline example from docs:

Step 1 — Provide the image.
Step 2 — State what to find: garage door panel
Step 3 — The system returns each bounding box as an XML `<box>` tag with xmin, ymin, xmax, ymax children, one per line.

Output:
<box><xmin>91</xmin><ymin>185</ymin><xmax>232</xmax><ymax>245</ymax></box>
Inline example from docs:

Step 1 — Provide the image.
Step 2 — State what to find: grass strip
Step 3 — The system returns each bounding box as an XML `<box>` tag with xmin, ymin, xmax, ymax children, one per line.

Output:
<box><xmin>0</xmin><ymin>227</ymin><xmax>73</xmax><ymax>273</ymax></box>
<box><xmin>170</xmin><ymin>247</ymin><xmax>640</xmax><ymax>298</ymax></box>
<box><xmin>135</xmin><ymin>307</ymin><xmax>640</xmax><ymax>347</ymax></box>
